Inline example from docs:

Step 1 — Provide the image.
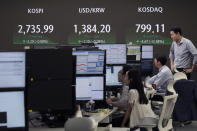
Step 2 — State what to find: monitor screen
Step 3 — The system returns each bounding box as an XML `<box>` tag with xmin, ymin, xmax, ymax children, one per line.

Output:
<box><xmin>141</xmin><ymin>60</ymin><xmax>153</xmax><ymax>76</ymax></box>
<box><xmin>0</xmin><ymin>52</ymin><xmax>25</xmax><ymax>88</ymax></box>
<box><xmin>96</xmin><ymin>44</ymin><xmax>126</xmax><ymax>64</ymax></box>
<box><xmin>26</xmin><ymin>48</ymin><xmax>74</xmax><ymax>80</ymax></box>
<box><xmin>142</xmin><ymin>45</ymin><xmax>153</xmax><ymax>59</ymax></box>
<box><xmin>73</xmin><ymin>51</ymin><xmax>105</xmax><ymax>74</ymax></box>
<box><xmin>106</xmin><ymin>66</ymin><xmax>122</xmax><ymax>86</ymax></box>
<box><xmin>0</xmin><ymin>91</ymin><xmax>25</xmax><ymax>129</ymax></box>
<box><xmin>27</xmin><ymin>80</ymin><xmax>75</xmax><ymax>111</ymax></box>
<box><xmin>76</xmin><ymin>76</ymin><xmax>104</xmax><ymax>100</ymax></box>
<box><xmin>26</xmin><ymin>48</ymin><xmax>76</xmax><ymax>111</ymax></box>
<box><xmin>127</xmin><ymin>45</ymin><xmax>141</xmax><ymax>62</ymax></box>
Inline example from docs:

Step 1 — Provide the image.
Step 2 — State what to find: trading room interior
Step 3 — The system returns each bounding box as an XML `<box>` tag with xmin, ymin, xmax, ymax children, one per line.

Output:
<box><xmin>0</xmin><ymin>0</ymin><xmax>197</xmax><ymax>131</ymax></box>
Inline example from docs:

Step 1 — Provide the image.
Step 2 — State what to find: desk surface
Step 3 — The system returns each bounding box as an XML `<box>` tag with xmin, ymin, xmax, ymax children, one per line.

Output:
<box><xmin>29</xmin><ymin>108</ymin><xmax>121</xmax><ymax>131</ymax></box>
<box><xmin>90</xmin><ymin>107</ymin><xmax>118</xmax><ymax>123</ymax></box>
<box><xmin>29</xmin><ymin>127</ymin><xmax>130</xmax><ymax>131</ymax></box>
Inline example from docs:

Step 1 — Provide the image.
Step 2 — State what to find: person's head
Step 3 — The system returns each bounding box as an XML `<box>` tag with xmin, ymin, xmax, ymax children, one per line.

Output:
<box><xmin>154</xmin><ymin>55</ymin><xmax>167</xmax><ymax>68</ymax></box>
<box><xmin>170</xmin><ymin>27</ymin><xmax>182</xmax><ymax>42</ymax></box>
<box><xmin>125</xmin><ymin>69</ymin><xmax>148</xmax><ymax>104</ymax></box>
<box><xmin>118</xmin><ymin>69</ymin><xmax>123</xmax><ymax>82</ymax></box>
<box><xmin>118</xmin><ymin>65</ymin><xmax>131</xmax><ymax>83</ymax></box>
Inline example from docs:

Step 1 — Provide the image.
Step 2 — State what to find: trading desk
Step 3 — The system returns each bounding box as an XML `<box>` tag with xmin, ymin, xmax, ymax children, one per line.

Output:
<box><xmin>29</xmin><ymin>127</ymin><xmax>130</xmax><ymax>131</ymax></box>
<box><xmin>29</xmin><ymin>107</ymin><xmax>129</xmax><ymax>131</ymax></box>
<box><xmin>90</xmin><ymin>107</ymin><xmax>118</xmax><ymax>123</ymax></box>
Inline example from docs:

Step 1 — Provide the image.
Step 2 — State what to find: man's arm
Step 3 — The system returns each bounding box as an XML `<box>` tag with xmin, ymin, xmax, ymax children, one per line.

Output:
<box><xmin>184</xmin><ymin>55</ymin><xmax>197</xmax><ymax>73</ymax></box>
<box><xmin>170</xmin><ymin>59</ymin><xmax>175</xmax><ymax>72</ymax></box>
<box><xmin>153</xmin><ymin>71</ymin><xmax>167</xmax><ymax>90</ymax></box>
<box><xmin>184</xmin><ymin>41</ymin><xmax>197</xmax><ymax>73</ymax></box>
<box><xmin>110</xmin><ymin>101</ymin><xmax>124</xmax><ymax>109</ymax></box>
<box><xmin>193</xmin><ymin>55</ymin><xmax>197</xmax><ymax>69</ymax></box>
<box><xmin>106</xmin><ymin>97</ymin><xmax>118</xmax><ymax>103</ymax></box>
<box><xmin>106</xmin><ymin>98</ymin><xmax>124</xmax><ymax>109</ymax></box>
<box><xmin>169</xmin><ymin>43</ymin><xmax>175</xmax><ymax>72</ymax></box>
<box><xmin>148</xmin><ymin>75</ymin><xmax>157</xmax><ymax>85</ymax></box>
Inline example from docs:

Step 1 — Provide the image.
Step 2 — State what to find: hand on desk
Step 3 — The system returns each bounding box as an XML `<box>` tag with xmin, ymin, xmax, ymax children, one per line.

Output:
<box><xmin>152</xmin><ymin>83</ymin><xmax>156</xmax><ymax>90</ymax></box>
<box><xmin>106</xmin><ymin>98</ymin><xmax>112</xmax><ymax>104</ymax></box>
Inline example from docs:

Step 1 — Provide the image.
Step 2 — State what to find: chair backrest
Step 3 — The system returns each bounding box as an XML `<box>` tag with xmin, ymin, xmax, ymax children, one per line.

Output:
<box><xmin>146</xmin><ymin>89</ymin><xmax>156</xmax><ymax>100</ymax></box>
<box><xmin>173</xmin><ymin>79</ymin><xmax>197</xmax><ymax>121</ymax></box>
<box><xmin>173</xmin><ymin>72</ymin><xmax>187</xmax><ymax>81</ymax></box>
<box><xmin>166</xmin><ymin>81</ymin><xmax>176</xmax><ymax>95</ymax></box>
<box><xmin>174</xmin><ymin>66</ymin><xmax>179</xmax><ymax>73</ymax></box>
<box><xmin>64</xmin><ymin>117</ymin><xmax>98</xmax><ymax>131</ymax></box>
<box><xmin>144</xmin><ymin>76</ymin><xmax>157</xmax><ymax>99</ymax></box>
<box><xmin>158</xmin><ymin>94</ymin><xmax>178</xmax><ymax>129</ymax></box>
<box><xmin>173</xmin><ymin>79</ymin><xmax>196</xmax><ymax>102</ymax></box>
<box><xmin>145</xmin><ymin>76</ymin><xmax>152</xmax><ymax>88</ymax></box>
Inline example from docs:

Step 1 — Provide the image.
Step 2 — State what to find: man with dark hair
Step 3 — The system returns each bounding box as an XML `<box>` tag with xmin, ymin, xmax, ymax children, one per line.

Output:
<box><xmin>148</xmin><ymin>55</ymin><xmax>173</xmax><ymax>93</ymax></box>
<box><xmin>170</xmin><ymin>27</ymin><xmax>182</xmax><ymax>35</ymax></box>
<box><xmin>106</xmin><ymin>65</ymin><xmax>131</xmax><ymax>109</ymax></box>
<box><xmin>106</xmin><ymin>65</ymin><xmax>131</xmax><ymax>127</ymax></box>
<box><xmin>169</xmin><ymin>27</ymin><xmax>197</xmax><ymax>79</ymax></box>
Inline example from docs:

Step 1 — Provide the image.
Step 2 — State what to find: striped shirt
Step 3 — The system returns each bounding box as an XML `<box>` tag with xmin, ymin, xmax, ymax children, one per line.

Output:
<box><xmin>149</xmin><ymin>65</ymin><xmax>173</xmax><ymax>93</ymax></box>
<box><xmin>169</xmin><ymin>37</ymin><xmax>197</xmax><ymax>68</ymax></box>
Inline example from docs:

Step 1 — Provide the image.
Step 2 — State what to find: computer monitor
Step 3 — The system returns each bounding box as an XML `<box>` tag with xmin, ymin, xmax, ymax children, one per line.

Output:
<box><xmin>0</xmin><ymin>52</ymin><xmax>25</xmax><ymax>88</ymax></box>
<box><xmin>27</xmin><ymin>80</ymin><xmax>75</xmax><ymax>111</ymax></box>
<box><xmin>106</xmin><ymin>66</ymin><xmax>123</xmax><ymax>86</ymax></box>
<box><xmin>26</xmin><ymin>49</ymin><xmax>74</xmax><ymax>80</ymax></box>
<box><xmin>127</xmin><ymin>45</ymin><xmax>141</xmax><ymax>62</ymax></box>
<box><xmin>141</xmin><ymin>60</ymin><xmax>153</xmax><ymax>76</ymax></box>
<box><xmin>26</xmin><ymin>48</ymin><xmax>76</xmax><ymax>112</ymax></box>
<box><xmin>73</xmin><ymin>50</ymin><xmax>105</xmax><ymax>75</ymax></box>
<box><xmin>141</xmin><ymin>45</ymin><xmax>153</xmax><ymax>59</ymax></box>
<box><xmin>0</xmin><ymin>91</ymin><xmax>26</xmax><ymax>131</ymax></box>
<box><xmin>96</xmin><ymin>44</ymin><xmax>126</xmax><ymax>64</ymax></box>
<box><xmin>76</xmin><ymin>76</ymin><xmax>104</xmax><ymax>101</ymax></box>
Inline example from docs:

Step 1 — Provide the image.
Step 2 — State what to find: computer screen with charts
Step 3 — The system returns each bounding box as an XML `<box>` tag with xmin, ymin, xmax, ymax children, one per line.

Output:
<box><xmin>106</xmin><ymin>66</ymin><xmax>123</xmax><ymax>86</ymax></box>
<box><xmin>96</xmin><ymin>44</ymin><xmax>126</xmax><ymax>64</ymax></box>
<box><xmin>0</xmin><ymin>91</ymin><xmax>26</xmax><ymax>131</ymax></box>
<box><xmin>127</xmin><ymin>45</ymin><xmax>141</xmax><ymax>62</ymax></box>
<box><xmin>73</xmin><ymin>50</ymin><xmax>105</xmax><ymax>74</ymax></box>
<box><xmin>0</xmin><ymin>52</ymin><xmax>25</xmax><ymax>88</ymax></box>
<box><xmin>141</xmin><ymin>45</ymin><xmax>153</xmax><ymax>59</ymax></box>
<box><xmin>141</xmin><ymin>60</ymin><xmax>153</xmax><ymax>76</ymax></box>
<box><xmin>76</xmin><ymin>76</ymin><xmax>104</xmax><ymax>100</ymax></box>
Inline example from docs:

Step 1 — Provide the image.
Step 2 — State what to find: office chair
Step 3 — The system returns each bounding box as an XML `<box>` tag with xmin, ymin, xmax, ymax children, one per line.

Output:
<box><xmin>144</xmin><ymin>76</ymin><xmax>157</xmax><ymax>100</ymax></box>
<box><xmin>167</xmin><ymin>81</ymin><xmax>176</xmax><ymax>95</ymax></box>
<box><xmin>64</xmin><ymin>117</ymin><xmax>98</xmax><ymax>131</ymax></box>
<box><xmin>173</xmin><ymin>66</ymin><xmax>179</xmax><ymax>73</ymax></box>
<box><xmin>173</xmin><ymin>79</ymin><xmax>197</xmax><ymax>122</ymax></box>
<box><xmin>173</xmin><ymin>72</ymin><xmax>187</xmax><ymax>81</ymax></box>
<box><xmin>137</xmin><ymin>94</ymin><xmax>178</xmax><ymax>131</ymax></box>
<box><xmin>145</xmin><ymin>76</ymin><xmax>152</xmax><ymax>88</ymax></box>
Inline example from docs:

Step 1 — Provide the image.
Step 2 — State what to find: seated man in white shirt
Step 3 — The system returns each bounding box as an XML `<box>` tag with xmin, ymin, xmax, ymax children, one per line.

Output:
<box><xmin>106</xmin><ymin>65</ymin><xmax>131</xmax><ymax>127</ymax></box>
<box><xmin>149</xmin><ymin>55</ymin><xmax>173</xmax><ymax>93</ymax></box>
<box><xmin>106</xmin><ymin>65</ymin><xmax>131</xmax><ymax>110</ymax></box>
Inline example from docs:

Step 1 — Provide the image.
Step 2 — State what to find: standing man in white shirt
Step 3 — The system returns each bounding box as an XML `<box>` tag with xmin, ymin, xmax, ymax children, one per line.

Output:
<box><xmin>169</xmin><ymin>27</ymin><xmax>197</xmax><ymax>79</ymax></box>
